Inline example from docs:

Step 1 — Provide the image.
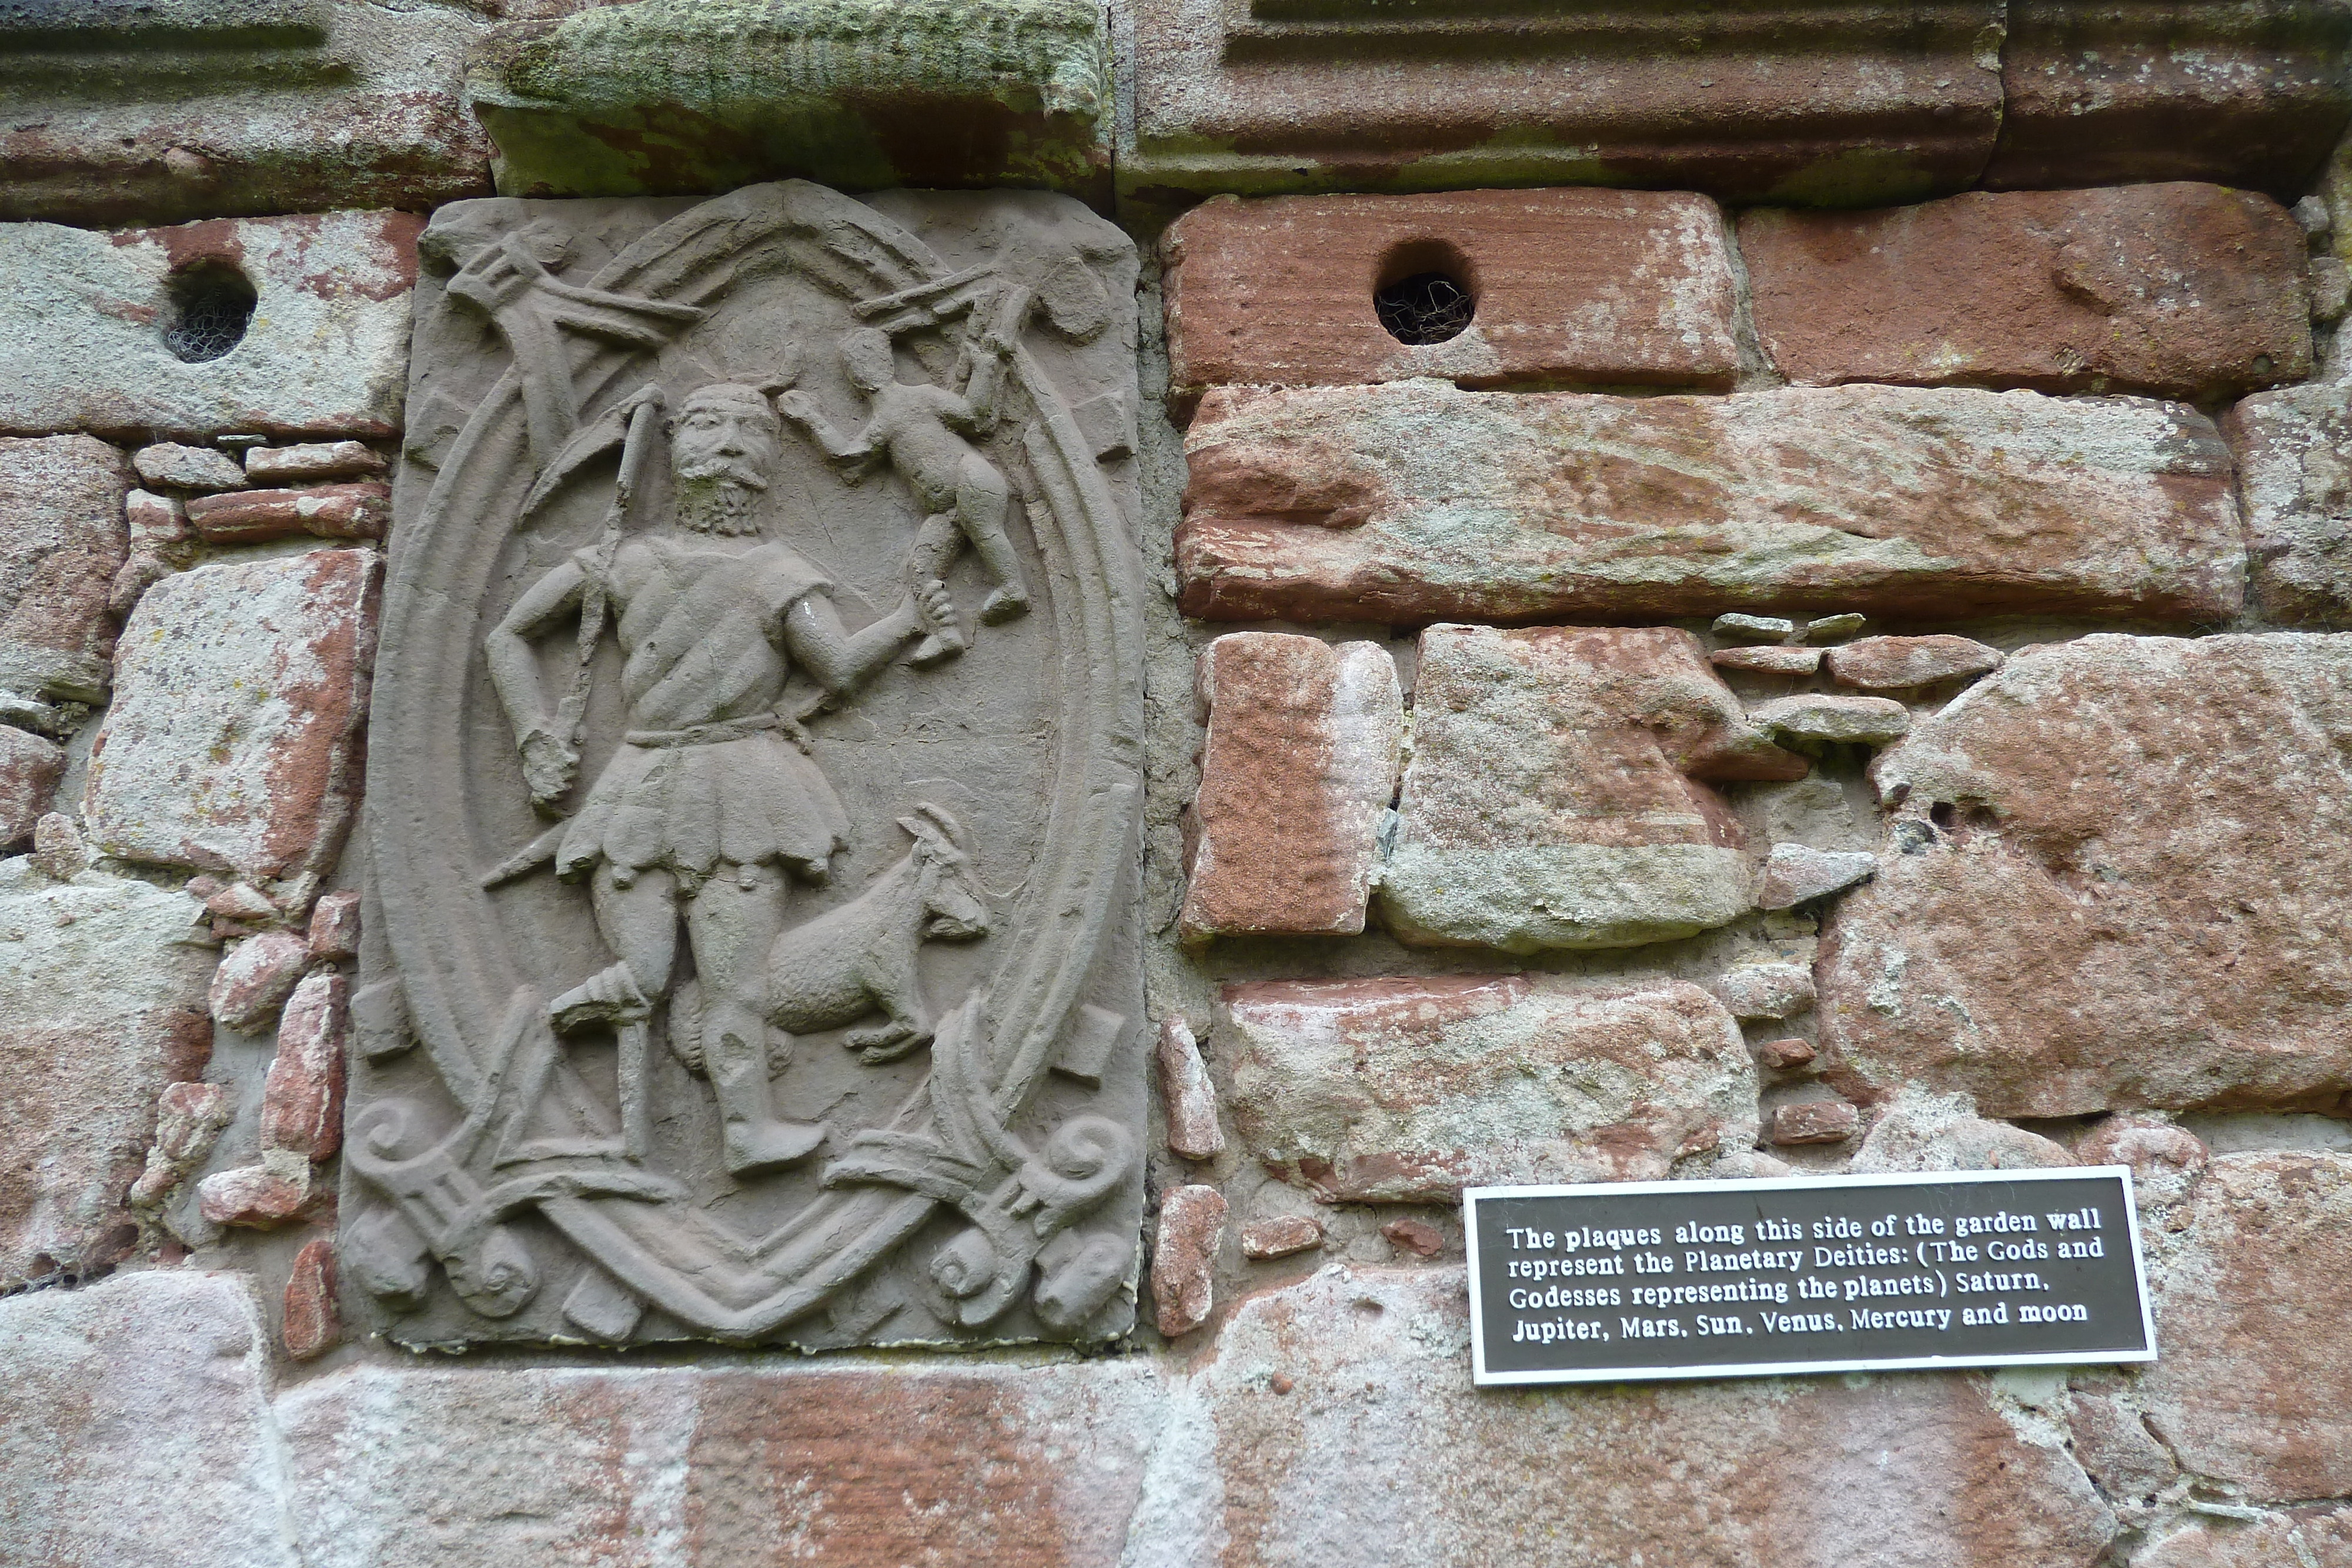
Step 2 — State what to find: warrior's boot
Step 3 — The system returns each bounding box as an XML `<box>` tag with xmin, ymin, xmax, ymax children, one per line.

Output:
<box><xmin>705</xmin><ymin>999</ymin><xmax>826</xmax><ymax>1174</ymax></box>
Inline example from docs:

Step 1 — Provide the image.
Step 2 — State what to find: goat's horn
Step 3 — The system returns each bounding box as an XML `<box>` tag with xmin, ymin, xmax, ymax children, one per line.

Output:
<box><xmin>910</xmin><ymin>801</ymin><xmax>968</xmax><ymax>844</ymax></box>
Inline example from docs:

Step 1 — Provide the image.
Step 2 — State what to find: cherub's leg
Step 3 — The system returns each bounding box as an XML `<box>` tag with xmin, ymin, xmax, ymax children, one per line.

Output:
<box><xmin>687</xmin><ymin>861</ymin><xmax>826</xmax><ymax>1173</ymax></box>
<box><xmin>906</xmin><ymin>511</ymin><xmax>968</xmax><ymax>666</ymax></box>
<box><xmin>955</xmin><ymin>454</ymin><xmax>1030</xmax><ymax>624</ymax></box>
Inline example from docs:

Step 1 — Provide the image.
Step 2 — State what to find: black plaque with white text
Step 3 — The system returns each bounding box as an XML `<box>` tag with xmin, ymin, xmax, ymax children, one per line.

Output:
<box><xmin>1465</xmin><ymin>1169</ymin><xmax>2155</xmax><ymax>1386</ymax></box>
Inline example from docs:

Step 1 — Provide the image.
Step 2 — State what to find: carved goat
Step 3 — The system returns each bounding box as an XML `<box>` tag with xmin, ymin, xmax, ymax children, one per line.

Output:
<box><xmin>764</xmin><ymin>803</ymin><xmax>991</xmax><ymax>1064</ymax></box>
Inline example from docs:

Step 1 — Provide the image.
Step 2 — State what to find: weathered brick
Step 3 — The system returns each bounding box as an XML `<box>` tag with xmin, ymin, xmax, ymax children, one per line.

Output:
<box><xmin>208</xmin><ymin>930</ymin><xmax>312</xmax><ymax>1035</ymax></box>
<box><xmin>1770</xmin><ymin>1099</ymin><xmax>1860</xmax><ymax>1145</ymax></box>
<box><xmin>1741</xmin><ymin>185</ymin><xmax>2311</xmax><ymax>400</ymax></box>
<box><xmin>131</xmin><ymin>443</ymin><xmax>248</xmax><ymax>493</ymax></box>
<box><xmin>1165</xmin><ymin>188</ymin><xmax>1739</xmax><ymax>413</ymax></box>
<box><xmin>1178</xmin><ymin>382</ymin><xmax>2243</xmax><ymax>626</ymax></box>
<box><xmin>1222</xmin><ymin>975</ymin><xmax>1757</xmax><ymax>1201</ymax></box>
<box><xmin>1181</xmin><ymin>633</ymin><xmax>1401</xmax><ymax>939</ymax></box>
<box><xmin>1240</xmin><ymin>1215</ymin><xmax>1324</xmax><ymax>1261</ymax></box>
<box><xmin>307</xmin><ymin>888</ymin><xmax>360</xmax><ymax>962</ymax></box>
<box><xmin>1820</xmin><ymin>634</ymin><xmax>2352</xmax><ymax>1116</ymax></box>
<box><xmin>85</xmin><ymin>549</ymin><xmax>379</xmax><ymax>883</ymax></box>
<box><xmin>1379</xmin><ymin>624</ymin><xmax>1799</xmax><ymax>953</ymax></box>
<box><xmin>243</xmin><ymin>442</ymin><xmax>386</xmax><ymax>485</ymax></box>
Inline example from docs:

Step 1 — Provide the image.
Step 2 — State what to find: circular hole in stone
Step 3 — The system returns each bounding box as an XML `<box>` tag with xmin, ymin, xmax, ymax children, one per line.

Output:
<box><xmin>161</xmin><ymin>261</ymin><xmax>257</xmax><ymax>363</ymax></box>
<box><xmin>1374</xmin><ymin>238</ymin><xmax>1477</xmax><ymax>346</ymax></box>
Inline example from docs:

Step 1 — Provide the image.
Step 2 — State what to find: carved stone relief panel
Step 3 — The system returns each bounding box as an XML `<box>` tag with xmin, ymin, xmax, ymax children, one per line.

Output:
<box><xmin>349</xmin><ymin>182</ymin><xmax>1145</xmax><ymax>1349</ymax></box>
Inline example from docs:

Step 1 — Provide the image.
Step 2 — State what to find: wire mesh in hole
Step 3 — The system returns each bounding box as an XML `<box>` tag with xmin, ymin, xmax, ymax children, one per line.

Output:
<box><xmin>162</xmin><ymin>266</ymin><xmax>256</xmax><ymax>364</ymax></box>
<box><xmin>1374</xmin><ymin>271</ymin><xmax>1475</xmax><ymax>345</ymax></box>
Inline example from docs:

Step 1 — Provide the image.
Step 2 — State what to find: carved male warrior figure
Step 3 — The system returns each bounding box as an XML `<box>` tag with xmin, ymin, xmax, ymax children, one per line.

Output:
<box><xmin>486</xmin><ymin>382</ymin><xmax>950</xmax><ymax>1175</ymax></box>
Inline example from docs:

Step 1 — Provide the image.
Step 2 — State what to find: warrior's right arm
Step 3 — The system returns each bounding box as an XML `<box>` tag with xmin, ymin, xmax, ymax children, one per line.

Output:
<box><xmin>485</xmin><ymin>559</ymin><xmax>587</xmax><ymax>748</ymax></box>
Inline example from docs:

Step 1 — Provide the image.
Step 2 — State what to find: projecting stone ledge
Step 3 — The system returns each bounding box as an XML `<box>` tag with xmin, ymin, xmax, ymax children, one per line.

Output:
<box><xmin>1177</xmin><ymin>380</ymin><xmax>2244</xmax><ymax>625</ymax></box>
<box><xmin>467</xmin><ymin>0</ymin><xmax>1111</xmax><ymax>200</ymax></box>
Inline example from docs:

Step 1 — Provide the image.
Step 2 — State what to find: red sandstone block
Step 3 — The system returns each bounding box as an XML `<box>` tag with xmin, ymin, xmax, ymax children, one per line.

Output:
<box><xmin>1181</xmin><ymin>633</ymin><xmax>1401</xmax><ymax>940</ymax></box>
<box><xmin>1165</xmin><ymin>188</ymin><xmax>1740</xmax><ymax>414</ymax></box>
<box><xmin>1740</xmin><ymin>184</ymin><xmax>2311</xmax><ymax>401</ymax></box>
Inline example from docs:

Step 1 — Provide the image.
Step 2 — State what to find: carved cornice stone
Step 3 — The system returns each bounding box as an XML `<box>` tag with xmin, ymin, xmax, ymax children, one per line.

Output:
<box><xmin>1125</xmin><ymin>0</ymin><xmax>2352</xmax><ymax>208</ymax></box>
<box><xmin>467</xmin><ymin>0</ymin><xmax>1114</xmax><ymax>201</ymax></box>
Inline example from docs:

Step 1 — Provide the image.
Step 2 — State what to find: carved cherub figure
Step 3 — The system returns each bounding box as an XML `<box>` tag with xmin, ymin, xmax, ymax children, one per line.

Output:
<box><xmin>779</xmin><ymin>326</ymin><xmax>1030</xmax><ymax>666</ymax></box>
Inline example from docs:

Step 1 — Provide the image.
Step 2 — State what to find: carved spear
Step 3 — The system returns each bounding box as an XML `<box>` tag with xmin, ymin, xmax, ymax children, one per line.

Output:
<box><xmin>553</xmin><ymin>383</ymin><xmax>665</xmax><ymax>754</ymax></box>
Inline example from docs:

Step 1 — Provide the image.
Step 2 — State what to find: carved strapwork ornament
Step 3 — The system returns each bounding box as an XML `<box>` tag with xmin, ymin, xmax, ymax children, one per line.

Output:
<box><xmin>351</xmin><ymin>180</ymin><xmax>1147</xmax><ymax>1349</ymax></box>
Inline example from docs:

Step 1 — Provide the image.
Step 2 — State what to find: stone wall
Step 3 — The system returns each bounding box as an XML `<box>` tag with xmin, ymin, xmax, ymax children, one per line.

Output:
<box><xmin>5</xmin><ymin>3</ymin><xmax>2352</xmax><ymax>1565</ymax></box>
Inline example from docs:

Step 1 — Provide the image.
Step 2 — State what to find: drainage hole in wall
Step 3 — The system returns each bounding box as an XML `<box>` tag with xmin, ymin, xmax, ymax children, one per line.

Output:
<box><xmin>162</xmin><ymin>262</ymin><xmax>256</xmax><ymax>363</ymax></box>
<box><xmin>1374</xmin><ymin>270</ymin><xmax>1475</xmax><ymax>346</ymax></box>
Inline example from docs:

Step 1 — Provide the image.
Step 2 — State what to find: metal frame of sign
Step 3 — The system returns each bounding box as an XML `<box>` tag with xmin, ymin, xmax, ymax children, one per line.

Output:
<box><xmin>1465</xmin><ymin>1166</ymin><xmax>2158</xmax><ymax>1388</ymax></box>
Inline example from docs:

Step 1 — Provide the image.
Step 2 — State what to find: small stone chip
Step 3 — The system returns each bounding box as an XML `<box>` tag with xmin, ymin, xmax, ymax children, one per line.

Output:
<box><xmin>1715</xmin><ymin>962</ymin><xmax>1816</xmax><ymax>1021</ymax></box>
<box><xmin>1800</xmin><ymin>613</ymin><xmax>1869</xmax><ymax>643</ymax></box>
<box><xmin>1241</xmin><ymin>1215</ymin><xmax>1325</xmax><ymax>1261</ymax></box>
<box><xmin>1826</xmin><ymin>634</ymin><xmax>2003</xmax><ymax>690</ymax></box>
<box><xmin>1713</xmin><ymin>613</ymin><xmax>1796</xmax><ymax>643</ymax></box>
<box><xmin>1747</xmin><ymin>694</ymin><xmax>1912</xmax><ymax>746</ymax></box>
<box><xmin>1756</xmin><ymin>843</ymin><xmax>1877</xmax><ymax>909</ymax></box>
<box><xmin>1152</xmin><ymin>1185</ymin><xmax>1228</xmax><ymax>1337</ymax></box>
<box><xmin>1711</xmin><ymin>645</ymin><xmax>1822</xmax><ymax>675</ymax></box>
<box><xmin>1771</xmin><ymin>1099</ymin><xmax>1860</xmax><ymax>1145</ymax></box>
<box><xmin>1756</xmin><ymin>1037</ymin><xmax>1817</xmax><ymax>1071</ymax></box>
<box><xmin>243</xmin><ymin>441</ymin><xmax>387</xmax><ymax>485</ymax></box>
<box><xmin>1157</xmin><ymin>1016</ymin><xmax>1225</xmax><ymax>1161</ymax></box>
<box><xmin>131</xmin><ymin>442</ymin><xmax>247</xmax><ymax>493</ymax></box>
<box><xmin>1381</xmin><ymin>1218</ymin><xmax>1445</xmax><ymax>1257</ymax></box>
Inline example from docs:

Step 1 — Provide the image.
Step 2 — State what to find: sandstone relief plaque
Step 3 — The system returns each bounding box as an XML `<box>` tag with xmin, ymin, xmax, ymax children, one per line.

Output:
<box><xmin>349</xmin><ymin>182</ymin><xmax>1145</xmax><ymax>1349</ymax></box>
<box><xmin>1467</xmin><ymin>1169</ymin><xmax>2155</xmax><ymax>1385</ymax></box>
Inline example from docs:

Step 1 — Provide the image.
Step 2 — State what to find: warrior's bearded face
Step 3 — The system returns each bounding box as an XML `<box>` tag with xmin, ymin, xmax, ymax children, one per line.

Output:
<box><xmin>670</xmin><ymin>384</ymin><xmax>783</xmax><ymax>536</ymax></box>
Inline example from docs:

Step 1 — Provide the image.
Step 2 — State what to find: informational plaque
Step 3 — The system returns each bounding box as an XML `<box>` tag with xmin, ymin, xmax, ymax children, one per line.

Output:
<box><xmin>1465</xmin><ymin>1168</ymin><xmax>2154</xmax><ymax>1386</ymax></box>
